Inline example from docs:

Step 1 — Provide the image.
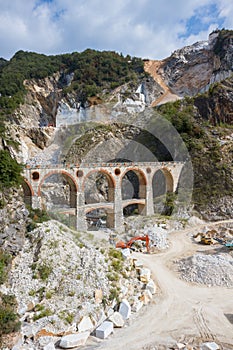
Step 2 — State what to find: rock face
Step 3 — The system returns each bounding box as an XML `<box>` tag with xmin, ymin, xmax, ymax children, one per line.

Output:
<box><xmin>145</xmin><ymin>30</ymin><xmax>233</xmax><ymax>109</ymax></box>
<box><xmin>0</xmin><ymin>188</ymin><xmax>27</xmax><ymax>255</ymax></box>
<box><xmin>194</xmin><ymin>76</ymin><xmax>233</xmax><ymax>125</ymax></box>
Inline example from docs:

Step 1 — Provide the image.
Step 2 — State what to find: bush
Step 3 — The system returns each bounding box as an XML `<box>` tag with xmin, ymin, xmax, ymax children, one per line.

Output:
<box><xmin>37</xmin><ymin>264</ymin><xmax>52</xmax><ymax>281</ymax></box>
<box><xmin>0</xmin><ymin>294</ymin><xmax>21</xmax><ymax>342</ymax></box>
<box><xmin>0</xmin><ymin>150</ymin><xmax>23</xmax><ymax>189</ymax></box>
<box><xmin>0</xmin><ymin>250</ymin><xmax>11</xmax><ymax>285</ymax></box>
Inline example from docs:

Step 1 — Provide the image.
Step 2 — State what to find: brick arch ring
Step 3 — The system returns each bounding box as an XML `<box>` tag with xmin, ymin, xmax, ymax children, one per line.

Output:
<box><xmin>37</xmin><ymin>170</ymin><xmax>78</xmax><ymax>196</ymax></box>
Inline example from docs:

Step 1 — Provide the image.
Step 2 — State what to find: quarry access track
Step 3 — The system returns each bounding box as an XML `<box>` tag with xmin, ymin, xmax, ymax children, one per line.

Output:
<box><xmin>96</xmin><ymin>219</ymin><xmax>233</xmax><ymax>350</ymax></box>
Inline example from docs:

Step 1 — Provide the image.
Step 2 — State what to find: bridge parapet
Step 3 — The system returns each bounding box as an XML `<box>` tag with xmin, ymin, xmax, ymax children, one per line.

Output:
<box><xmin>25</xmin><ymin>161</ymin><xmax>185</xmax><ymax>170</ymax></box>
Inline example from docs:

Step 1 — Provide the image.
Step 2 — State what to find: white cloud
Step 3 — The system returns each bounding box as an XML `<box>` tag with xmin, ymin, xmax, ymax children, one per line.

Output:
<box><xmin>0</xmin><ymin>0</ymin><xmax>232</xmax><ymax>60</ymax></box>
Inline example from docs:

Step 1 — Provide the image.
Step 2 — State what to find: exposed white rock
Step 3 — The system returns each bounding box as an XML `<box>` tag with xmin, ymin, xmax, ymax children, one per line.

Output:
<box><xmin>59</xmin><ymin>332</ymin><xmax>90</xmax><ymax>348</ymax></box>
<box><xmin>95</xmin><ymin>321</ymin><xmax>113</xmax><ymax>339</ymax></box>
<box><xmin>133</xmin><ymin>259</ymin><xmax>143</xmax><ymax>269</ymax></box>
<box><xmin>119</xmin><ymin>299</ymin><xmax>131</xmax><ymax>320</ymax></box>
<box><xmin>43</xmin><ymin>342</ymin><xmax>56</xmax><ymax>350</ymax></box>
<box><xmin>121</xmin><ymin>248</ymin><xmax>131</xmax><ymax>259</ymax></box>
<box><xmin>139</xmin><ymin>268</ymin><xmax>151</xmax><ymax>283</ymax></box>
<box><xmin>146</xmin><ymin>279</ymin><xmax>156</xmax><ymax>294</ymax></box>
<box><xmin>201</xmin><ymin>342</ymin><xmax>220</xmax><ymax>350</ymax></box>
<box><xmin>77</xmin><ymin>316</ymin><xmax>93</xmax><ymax>332</ymax></box>
<box><xmin>131</xmin><ymin>300</ymin><xmax>143</xmax><ymax>313</ymax></box>
<box><xmin>141</xmin><ymin>289</ymin><xmax>153</xmax><ymax>305</ymax></box>
<box><xmin>108</xmin><ymin>311</ymin><xmax>125</xmax><ymax>328</ymax></box>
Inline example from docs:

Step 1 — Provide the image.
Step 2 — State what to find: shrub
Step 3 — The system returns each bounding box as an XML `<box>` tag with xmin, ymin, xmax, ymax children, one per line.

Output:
<box><xmin>37</xmin><ymin>264</ymin><xmax>52</xmax><ymax>281</ymax></box>
<box><xmin>0</xmin><ymin>150</ymin><xmax>23</xmax><ymax>189</ymax></box>
<box><xmin>0</xmin><ymin>250</ymin><xmax>11</xmax><ymax>285</ymax></box>
<box><xmin>0</xmin><ymin>294</ymin><xmax>21</xmax><ymax>342</ymax></box>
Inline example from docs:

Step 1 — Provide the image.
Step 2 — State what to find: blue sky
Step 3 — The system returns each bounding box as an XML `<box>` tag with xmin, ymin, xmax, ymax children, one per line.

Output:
<box><xmin>0</xmin><ymin>0</ymin><xmax>232</xmax><ymax>60</ymax></box>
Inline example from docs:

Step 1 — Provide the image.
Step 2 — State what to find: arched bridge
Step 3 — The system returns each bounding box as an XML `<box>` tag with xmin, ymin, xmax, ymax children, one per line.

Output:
<box><xmin>23</xmin><ymin>161</ymin><xmax>184</xmax><ymax>231</ymax></box>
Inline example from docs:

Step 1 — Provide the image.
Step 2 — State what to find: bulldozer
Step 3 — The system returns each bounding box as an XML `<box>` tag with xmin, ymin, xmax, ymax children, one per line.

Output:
<box><xmin>116</xmin><ymin>234</ymin><xmax>150</xmax><ymax>253</ymax></box>
<box><xmin>193</xmin><ymin>232</ymin><xmax>216</xmax><ymax>245</ymax></box>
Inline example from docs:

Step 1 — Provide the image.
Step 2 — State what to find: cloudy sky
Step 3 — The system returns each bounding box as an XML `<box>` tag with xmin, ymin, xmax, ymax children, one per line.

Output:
<box><xmin>1</xmin><ymin>0</ymin><xmax>232</xmax><ymax>60</ymax></box>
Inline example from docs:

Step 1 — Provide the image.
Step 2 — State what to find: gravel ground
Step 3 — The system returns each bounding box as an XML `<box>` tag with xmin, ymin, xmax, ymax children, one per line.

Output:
<box><xmin>176</xmin><ymin>252</ymin><xmax>233</xmax><ymax>287</ymax></box>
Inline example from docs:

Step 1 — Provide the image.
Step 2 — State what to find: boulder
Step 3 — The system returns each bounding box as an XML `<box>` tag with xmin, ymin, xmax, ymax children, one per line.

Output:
<box><xmin>121</xmin><ymin>248</ymin><xmax>131</xmax><ymax>259</ymax></box>
<box><xmin>139</xmin><ymin>268</ymin><xmax>151</xmax><ymax>283</ymax></box>
<box><xmin>78</xmin><ymin>316</ymin><xmax>93</xmax><ymax>332</ymax></box>
<box><xmin>119</xmin><ymin>299</ymin><xmax>131</xmax><ymax>320</ymax></box>
<box><xmin>140</xmin><ymin>290</ymin><xmax>153</xmax><ymax>305</ymax></box>
<box><xmin>132</xmin><ymin>300</ymin><xmax>143</xmax><ymax>313</ymax></box>
<box><xmin>108</xmin><ymin>311</ymin><xmax>125</xmax><ymax>328</ymax></box>
<box><xmin>95</xmin><ymin>289</ymin><xmax>103</xmax><ymax>304</ymax></box>
<box><xmin>96</xmin><ymin>310</ymin><xmax>106</xmax><ymax>327</ymax></box>
<box><xmin>59</xmin><ymin>332</ymin><xmax>90</xmax><ymax>349</ymax></box>
<box><xmin>95</xmin><ymin>321</ymin><xmax>113</xmax><ymax>339</ymax></box>
<box><xmin>43</xmin><ymin>342</ymin><xmax>56</xmax><ymax>350</ymax></box>
<box><xmin>133</xmin><ymin>259</ymin><xmax>143</xmax><ymax>269</ymax></box>
<box><xmin>201</xmin><ymin>342</ymin><xmax>220</xmax><ymax>350</ymax></box>
<box><xmin>146</xmin><ymin>279</ymin><xmax>156</xmax><ymax>294</ymax></box>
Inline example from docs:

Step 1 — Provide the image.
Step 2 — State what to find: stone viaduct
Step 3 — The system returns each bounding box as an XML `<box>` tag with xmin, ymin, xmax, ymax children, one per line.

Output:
<box><xmin>23</xmin><ymin>161</ymin><xmax>184</xmax><ymax>232</ymax></box>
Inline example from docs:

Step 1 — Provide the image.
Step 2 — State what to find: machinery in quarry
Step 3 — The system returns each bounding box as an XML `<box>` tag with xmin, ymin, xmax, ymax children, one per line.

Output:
<box><xmin>193</xmin><ymin>231</ymin><xmax>233</xmax><ymax>248</ymax></box>
<box><xmin>193</xmin><ymin>232</ymin><xmax>216</xmax><ymax>245</ymax></box>
<box><xmin>116</xmin><ymin>235</ymin><xmax>150</xmax><ymax>253</ymax></box>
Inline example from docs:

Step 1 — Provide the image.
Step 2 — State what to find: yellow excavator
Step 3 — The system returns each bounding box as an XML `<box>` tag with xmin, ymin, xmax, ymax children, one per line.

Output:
<box><xmin>193</xmin><ymin>232</ymin><xmax>216</xmax><ymax>245</ymax></box>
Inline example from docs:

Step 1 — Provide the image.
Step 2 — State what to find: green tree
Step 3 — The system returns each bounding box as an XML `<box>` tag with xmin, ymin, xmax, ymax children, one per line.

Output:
<box><xmin>0</xmin><ymin>150</ymin><xmax>23</xmax><ymax>189</ymax></box>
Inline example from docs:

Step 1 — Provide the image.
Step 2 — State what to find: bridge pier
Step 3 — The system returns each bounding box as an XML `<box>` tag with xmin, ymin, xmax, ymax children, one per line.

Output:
<box><xmin>76</xmin><ymin>192</ymin><xmax>87</xmax><ymax>231</ymax></box>
<box><xmin>112</xmin><ymin>180</ymin><xmax>124</xmax><ymax>232</ymax></box>
<box><xmin>144</xmin><ymin>180</ymin><xmax>154</xmax><ymax>216</ymax></box>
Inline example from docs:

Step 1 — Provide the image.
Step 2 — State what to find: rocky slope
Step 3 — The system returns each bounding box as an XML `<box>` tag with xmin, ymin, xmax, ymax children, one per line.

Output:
<box><xmin>0</xmin><ymin>219</ymin><xmax>157</xmax><ymax>349</ymax></box>
<box><xmin>145</xmin><ymin>29</ymin><xmax>233</xmax><ymax>105</ymax></box>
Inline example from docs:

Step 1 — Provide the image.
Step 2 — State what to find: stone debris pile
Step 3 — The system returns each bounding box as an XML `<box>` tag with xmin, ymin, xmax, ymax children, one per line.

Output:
<box><xmin>1</xmin><ymin>220</ymin><xmax>157</xmax><ymax>349</ymax></box>
<box><xmin>122</xmin><ymin>219</ymin><xmax>169</xmax><ymax>252</ymax></box>
<box><xmin>146</xmin><ymin>225</ymin><xmax>169</xmax><ymax>250</ymax></box>
<box><xmin>177</xmin><ymin>253</ymin><xmax>233</xmax><ymax>287</ymax></box>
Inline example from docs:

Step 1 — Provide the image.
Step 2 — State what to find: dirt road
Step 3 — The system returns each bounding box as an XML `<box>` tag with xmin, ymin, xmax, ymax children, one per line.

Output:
<box><xmin>96</xmin><ymin>221</ymin><xmax>233</xmax><ymax>349</ymax></box>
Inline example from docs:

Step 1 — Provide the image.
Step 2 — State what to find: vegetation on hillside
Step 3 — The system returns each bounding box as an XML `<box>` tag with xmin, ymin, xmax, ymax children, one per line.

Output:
<box><xmin>0</xmin><ymin>150</ymin><xmax>23</xmax><ymax>190</ymax></box>
<box><xmin>0</xmin><ymin>251</ymin><xmax>20</xmax><ymax>344</ymax></box>
<box><xmin>156</xmin><ymin>97</ymin><xmax>233</xmax><ymax>208</ymax></box>
<box><xmin>0</xmin><ymin>49</ymin><xmax>144</xmax><ymax>115</ymax></box>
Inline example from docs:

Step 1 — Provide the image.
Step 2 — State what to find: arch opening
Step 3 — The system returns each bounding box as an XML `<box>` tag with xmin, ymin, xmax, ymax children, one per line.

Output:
<box><xmin>152</xmin><ymin>168</ymin><xmax>174</xmax><ymax>215</ymax></box>
<box><xmin>39</xmin><ymin>172</ymin><xmax>77</xmax><ymax>213</ymax></box>
<box><xmin>22</xmin><ymin>180</ymin><xmax>33</xmax><ymax>206</ymax></box>
<box><xmin>121</xmin><ymin>169</ymin><xmax>146</xmax><ymax>217</ymax></box>
<box><xmin>83</xmin><ymin>170</ymin><xmax>115</xmax><ymax>229</ymax></box>
<box><xmin>83</xmin><ymin>171</ymin><xmax>115</xmax><ymax>205</ymax></box>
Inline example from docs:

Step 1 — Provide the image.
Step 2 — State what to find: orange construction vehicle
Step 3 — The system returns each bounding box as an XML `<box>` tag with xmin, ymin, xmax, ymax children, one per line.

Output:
<box><xmin>116</xmin><ymin>235</ymin><xmax>150</xmax><ymax>253</ymax></box>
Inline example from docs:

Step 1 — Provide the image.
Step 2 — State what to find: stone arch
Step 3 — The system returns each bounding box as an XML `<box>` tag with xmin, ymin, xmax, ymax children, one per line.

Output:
<box><xmin>22</xmin><ymin>179</ymin><xmax>34</xmax><ymax>206</ymax></box>
<box><xmin>38</xmin><ymin>170</ymin><xmax>78</xmax><ymax>208</ymax></box>
<box><xmin>121</xmin><ymin>168</ymin><xmax>147</xmax><ymax>215</ymax></box>
<box><xmin>82</xmin><ymin>169</ymin><xmax>115</xmax><ymax>204</ymax></box>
